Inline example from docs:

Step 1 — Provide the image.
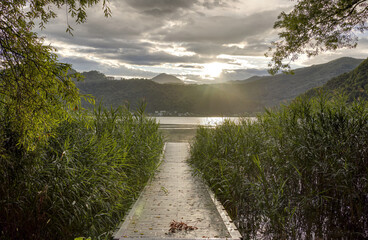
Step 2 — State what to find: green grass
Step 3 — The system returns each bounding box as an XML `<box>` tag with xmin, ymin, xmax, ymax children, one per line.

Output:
<box><xmin>0</xmin><ymin>104</ymin><xmax>163</xmax><ymax>240</ymax></box>
<box><xmin>189</xmin><ymin>95</ymin><xmax>368</xmax><ymax>239</ymax></box>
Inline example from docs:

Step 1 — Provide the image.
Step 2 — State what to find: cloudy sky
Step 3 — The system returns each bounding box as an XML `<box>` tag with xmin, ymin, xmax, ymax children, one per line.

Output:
<box><xmin>39</xmin><ymin>0</ymin><xmax>368</xmax><ymax>83</ymax></box>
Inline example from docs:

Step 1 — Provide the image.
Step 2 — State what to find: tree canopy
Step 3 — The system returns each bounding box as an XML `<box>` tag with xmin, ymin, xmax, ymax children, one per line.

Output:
<box><xmin>0</xmin><ymin>0</ymin><xmax>110</xmax><ymax>149</ymax></box>
<box><xmin>268</xmin><ymin>0</ymin><xmax>368</xmax><ymax>74</ymax></box>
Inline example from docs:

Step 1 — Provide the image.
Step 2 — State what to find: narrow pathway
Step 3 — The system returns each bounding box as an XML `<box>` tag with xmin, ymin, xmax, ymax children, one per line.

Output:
<box><xmin>113</xmin><ymin>142</ymin><xmax>241</xmax><ymax>239</ymax></box>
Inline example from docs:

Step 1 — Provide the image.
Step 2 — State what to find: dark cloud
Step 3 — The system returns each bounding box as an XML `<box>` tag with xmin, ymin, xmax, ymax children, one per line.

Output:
<box><xmin>70</xmin><ymin>45</ymin><xmax>213</xmax><ymax>65</ymax></box>
<box><xmin>38</xmin><ymin>0</ymin><xmax>363</xmax><ymax>81</ymax></box>
<box><xmin>59</xmin><ymin>56</ymin><xmax>104</xmax><ymax>72</ymax></box>
<box><xmin>124</xmin><ymin>0</ymin><xmax>198</xmax><ymax>16</ymax></box>
<box><xmin>177</xmin><ymin>64</ymin><xmax>204</xmax><ymax>69</ymax></box>
<box><xmin>41</xmin><ymin>4</ymin><xmax>166</xmax><ymax>40</ymax></box>
<box><xmin>123</xmin><ymin>0</ymin><xmax>239</xmax><ymax>17</ymax></box>
<box><xmin>110</xmin><ymin>51</ymin><xmax>203</xmax><ymax>66</ymax></box>
<box><xmin>183</xmin><ymin>42</ymin><xmax>270</xmax><ymax>57</ymax></box>
<box><xmin>39</xmin><ymin>1</ymin><xmax>282</xmax><ymax>69</ymax></box>
<box><xmin>201</xmin><ymin>0</ymin><xmax>238</xmax><ymax>9</ymax></box>
<box><xmin>60</xmin><ymin>56</ymin><xmax>158</xmax><ymax>78</ymax></box>
<box><xmin>163</xmin><ymin>10</ymin><xmax>280</xmax><ymax>44</ymax></box>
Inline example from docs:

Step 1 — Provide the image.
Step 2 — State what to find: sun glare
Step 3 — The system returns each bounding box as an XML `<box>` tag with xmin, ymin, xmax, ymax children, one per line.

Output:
<box><xmin>201</xmin><ymin>62</ymin><xmax>225</xmax><ymax>79</ymax></box>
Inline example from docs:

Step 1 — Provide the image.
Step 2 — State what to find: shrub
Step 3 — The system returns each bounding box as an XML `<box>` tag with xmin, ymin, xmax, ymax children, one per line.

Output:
<box><xmin>0</xmin><ymin>104</ymin><xmax>163</xmax><ymax>239</ymax></box>
<box><xmin>189</xmin><ymin>95</ymin><xmax>368</xmax><ymax>239</ymax></box>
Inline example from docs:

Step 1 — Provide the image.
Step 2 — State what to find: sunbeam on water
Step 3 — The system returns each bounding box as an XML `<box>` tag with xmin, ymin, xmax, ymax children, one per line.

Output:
<box><xmin>154</xmin><ymin>116</ymin><xmax>241</xmax><ymax>126</ymax></box>
<box><xmin>154</xmin><ymin>117</ymin><xmax>251</xmax><ymax>142</ymax></box>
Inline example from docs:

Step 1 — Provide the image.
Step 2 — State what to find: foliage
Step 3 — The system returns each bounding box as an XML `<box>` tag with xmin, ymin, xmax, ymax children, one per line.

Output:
<box><xmin>0</xmin><ymin>0</ymin><xmax>110</xmax><ymax>149</ymax></box>
<box><xmin>189</xmin><ymin>95</ymin><xmax>368</xmax><ymax>239</ymax></box>
<box><xmin>268</xmin><ymin>0</ymin><xmax>368</xmax><ymax>74</ymax></box>
<box><xmin>0</xmin><ymin>105</ymin><xmax>163</xmax><ymax>240</ymax></box>
<box><xmin>0</xmin><ymin>1</ymin><xmax>164</xmax><ymax>239</ymax></box>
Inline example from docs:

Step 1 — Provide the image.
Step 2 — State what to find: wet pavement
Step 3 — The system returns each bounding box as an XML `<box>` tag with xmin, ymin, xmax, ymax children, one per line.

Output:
<box><xmin>113</xmin><ymin>142</ymin><xmax>241</xmax><ymax>240</ymax></box>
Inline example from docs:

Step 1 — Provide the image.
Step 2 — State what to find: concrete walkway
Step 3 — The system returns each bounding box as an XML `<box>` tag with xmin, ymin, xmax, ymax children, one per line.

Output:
<box><xmin>113</xmin><ymin>142</ymin><xmax>241</xmax><ymax>240</ymax></box>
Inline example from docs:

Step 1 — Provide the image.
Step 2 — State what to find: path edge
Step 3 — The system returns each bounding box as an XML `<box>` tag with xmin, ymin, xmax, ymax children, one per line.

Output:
<box><xmin>187</xmin><ymin>143</ymin><xmax>242</xmax><ymax>240</ymax></box>
<box><xmin>112</xmin><ymin>142</ymin><xmax>167</xmax><ymax>240</ymax></box>
<box><xmin>204</xmin><ymin>184</ymin><xmax>242</xmax><ymax>240</ymax></box>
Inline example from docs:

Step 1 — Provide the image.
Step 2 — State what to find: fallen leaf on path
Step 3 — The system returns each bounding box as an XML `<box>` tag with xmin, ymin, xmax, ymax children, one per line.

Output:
<box><xmin>168</xmin><ymin>220</ymin><xmax>198</xmax><ymax>233</ymax></box>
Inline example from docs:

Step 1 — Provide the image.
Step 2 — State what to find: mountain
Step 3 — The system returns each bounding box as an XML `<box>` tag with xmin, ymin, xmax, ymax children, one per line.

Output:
<box><xmin>303</xmin><ymin>58</ymin><xmax>368</xmax><ymax>100</ymax></box>
<box><xmin>76</xmin><ymin>76</ymin><xmax>262</xmax><ymax>115</ymax></box>
<box><xmin>242</xmin><ymin>75</ymin><xmax>263</xmax><ymax>83</ymax></box>
<box><xmin>151</xmin><ymin>73</ymin><xmax>183</xmax><ymax>84</ymax></box>
<box><xmin>81</xmin><ymin>70</ymin><xmax>108</xmax><ymax>82</ymax></box>
<box><xmin>76</xmin><ymin>57</ymin><xmax>363</xmax><ymax>115</ymax></box>
<box><xmin>238</xmin><ymin>57</ymin><xmax>363</xmax><ymax>105</ymax></box>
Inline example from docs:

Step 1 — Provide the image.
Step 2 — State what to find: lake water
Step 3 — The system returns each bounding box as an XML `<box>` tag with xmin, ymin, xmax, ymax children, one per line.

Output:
<box><xmin>152</xmin><ymin>117</ymin><xmax>248</xmax><ymax>142</ymax></box>
<box><xmin>154</xmin><ymin>116</ymin><xmax>241</xmax><ymax>127</ymax></box>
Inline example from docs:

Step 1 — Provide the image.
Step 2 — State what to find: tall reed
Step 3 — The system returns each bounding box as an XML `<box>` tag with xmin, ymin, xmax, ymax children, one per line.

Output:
<box><xmin>189</xmin><ymin>95</ymin><xmax>368</xmax><ymax>239</ymax></box>
<box><xmin>0</xmin><ymin>104</ymin><xmax>163</xmax><ymax>239</ymax></box>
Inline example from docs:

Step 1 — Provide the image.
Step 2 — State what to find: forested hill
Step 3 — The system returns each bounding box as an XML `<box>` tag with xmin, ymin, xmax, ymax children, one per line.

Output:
<box><xmin>303</xmin><ymin>58</ymin><xmax>368</xmax><ymax>100</ymax></box>
<box><xmin>76</xmin><ymin>78</ymin><xmax>263</xmax><ymax>114</ymax></box>
<box><xmin>151</xmin><ymin>73</ymin><xmax>183</xmax><ymax>84</ymax></box>
<box><xmin>76</xmin><ymin>57</ymin><xmax>363</xmax><ymax>115</ymax></box>
<box><xmin>237</xmin><ymin>57</ymin><xmax>363</xmax><ymax>103</ymax></box>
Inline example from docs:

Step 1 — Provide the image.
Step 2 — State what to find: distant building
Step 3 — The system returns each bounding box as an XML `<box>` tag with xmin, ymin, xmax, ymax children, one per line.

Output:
<box><xmin>106</xmin><ymin>76</ymin><xmax>115</xmax><ymax>80</ymax></box>
<box><xmin>153</xmin><ymin>110</ymin><xmax>191</xmax><ymax>116</ymax></box>
<box><xmin>154</xmin><ymin>110</ymin><xmax>168</xmax><ymax>116</ymax></box>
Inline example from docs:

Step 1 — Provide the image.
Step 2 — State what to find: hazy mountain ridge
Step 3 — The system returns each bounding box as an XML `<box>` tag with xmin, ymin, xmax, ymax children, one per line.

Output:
<box><xmin>303</xmin><ymin>58</ymin><xmax>368</xmax><ymax>100</ymax></box>
<box><xmin>76</xmin><ymin>57</ymin><xmax>363</xmax><ymax>115</ymax></box>
<box><xmin>151</xmin><ymin>73</ymin><xmax>183</xmax><ymax>84</ymax></box>
<box><xmin>240</xmin><ymin>57</ymin><xmax>364</xmax><ymax>103</ymax></box>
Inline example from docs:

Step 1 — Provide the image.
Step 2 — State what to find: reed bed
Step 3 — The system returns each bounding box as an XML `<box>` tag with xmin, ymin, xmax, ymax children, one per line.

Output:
<box><xmin>189</xmin><ymin>95</ymin><xmax>368</xmax><ymax>239</ymax></box>
<box><xmin>0</xmin><ymin>105</ymin><xmax>163</xmax><ymax>240</ymax></box>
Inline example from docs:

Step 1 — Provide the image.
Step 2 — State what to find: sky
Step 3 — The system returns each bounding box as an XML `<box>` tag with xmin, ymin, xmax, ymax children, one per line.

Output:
<box><xmin>38</xmin><ymin>0</ymin><xmax>368</xmax><ymax>83</ymax></box>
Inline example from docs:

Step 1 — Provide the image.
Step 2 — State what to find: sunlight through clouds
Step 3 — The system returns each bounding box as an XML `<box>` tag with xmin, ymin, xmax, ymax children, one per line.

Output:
<box><xmin>35</xmin><ymin>0</ymin><xmax>368</xmax><ymax>83</ymax></box>
<box><xmin>43</xmin><ymin>40</ymin><xmax>122</xmax><ymax>67</ymax></box>
<box><xmin>201</xmin><ymin>62</ymin><xmax>226</xmax><ymax>80</ymax></box>
<box><xmin>142</xmin><ymin>40</ymin><xmax>196</xmax><ymax>57</ymax></box>
<box><xmin>217</xmin><ymin>54</ymin><xmax>269</xmax><ymax>68</ymax></box>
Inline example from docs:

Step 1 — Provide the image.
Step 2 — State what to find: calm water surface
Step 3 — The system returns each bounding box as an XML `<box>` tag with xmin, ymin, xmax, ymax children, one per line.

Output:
<box><xmin>154</xmin><ymin>117</ymin><xmax>242</xmax><ymax>127</ymax></box>
<box><xmin>152</xmin><ymin>117</ymin><xmax>252</xmax><ymax>142</ymax></box>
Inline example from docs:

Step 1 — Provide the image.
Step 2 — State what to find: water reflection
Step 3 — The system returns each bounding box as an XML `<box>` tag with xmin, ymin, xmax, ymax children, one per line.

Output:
<box><xmin>153</xmin><ymin>117</ymin><xmax>245</xmax><ymax>142</ymax></box>
<box><xmin>154</xmin><ymin>117</ymin><xmax>241</xmax><ymax>126</ymax></box>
